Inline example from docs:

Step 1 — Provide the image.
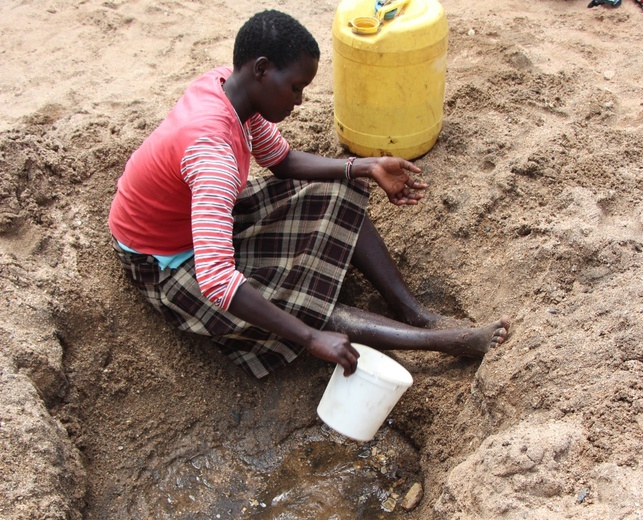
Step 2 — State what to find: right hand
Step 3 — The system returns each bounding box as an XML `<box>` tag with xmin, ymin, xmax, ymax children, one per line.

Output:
<box><xmin>355</xmin><ymin>157</ymin><xmax>426</xmax><ymax>206</ymax></box>
<box><xmin>306</xmin><ymin>330</ymin><xmax>360</xmax><ymax>376</ymax></box>
<box><xmin>227</xmin><ymin>283</ymin><xmax>360</xmax><ymax>375</ymax></box>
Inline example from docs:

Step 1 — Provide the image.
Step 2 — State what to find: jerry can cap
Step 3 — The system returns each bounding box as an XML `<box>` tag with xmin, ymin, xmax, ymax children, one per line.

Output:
<box><xmin>348</xmin><ymin>0</ymin><xmax>410</xmax><ymax>35</ymax></box>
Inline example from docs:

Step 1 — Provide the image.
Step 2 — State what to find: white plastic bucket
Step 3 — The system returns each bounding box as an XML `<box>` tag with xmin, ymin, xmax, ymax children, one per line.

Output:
<box><xmin>317</xmin><ymin>344</ymin><xmax>413</xmax><ymax>441</ymax></box>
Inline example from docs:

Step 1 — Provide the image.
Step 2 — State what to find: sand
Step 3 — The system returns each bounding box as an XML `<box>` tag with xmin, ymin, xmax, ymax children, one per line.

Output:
<box><xmin>0</xmin><ymin>0</ymin><xmax>641</xmax><ymax>518</ymax></box>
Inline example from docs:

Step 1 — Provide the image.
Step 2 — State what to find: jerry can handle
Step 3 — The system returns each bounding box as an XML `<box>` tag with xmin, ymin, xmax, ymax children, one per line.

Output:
<box><xmin>376</xmin><ymin>0</ymin><xmax>411</xmax><ymax>20</ymax></box>
<box><xmin>348</xmin><ymin>0</ymin><xmax>410</xmax><ymax>35</ymax></box>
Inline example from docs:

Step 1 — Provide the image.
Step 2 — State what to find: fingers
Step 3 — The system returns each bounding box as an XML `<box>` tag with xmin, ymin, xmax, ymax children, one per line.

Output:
<box><xmin>399</xmin><ymin>158</ymin><xmax>426</xmax><ymax>193</ymax></box>
<box><xmin>400</xmin><ymin>159</ymin><xmax>422</xmax><ymax>174</ymax></box>
<box><xmin>339</xmin><ymin>355</ymin><xmax>357</xmax><ymax>377</ymax></box>
<box><xmin>346</xmin><ymin>342</ymin><xmax>361</xmax><ymax>359</ymax></box>
<box><xmin>391</xmin><ymin>198</ymin><xmax>420</xmax><ymax>206</ymax></box>
<box><xmin>389</xmin><ymin>189</ymin><xmax>425</xmax><ymax>205</ymax></box>
<box><xmin>378</xmin><ymin>157</ymin><xmax>423</xmax><ymax>179</ymax></box>
<box><xmin>374</xmin><ymin>157</ymin><xmax>427</xmax><ymax>206</ymax></box>
<box><xmin>406</xmin><ymin>178</ymin><xmax>428</xmax><ymax>189</ymax></box>
<box><xmin>341</xmin><ymin>346</ymin><xmax>360</xmax><ymax>376</ymax></box>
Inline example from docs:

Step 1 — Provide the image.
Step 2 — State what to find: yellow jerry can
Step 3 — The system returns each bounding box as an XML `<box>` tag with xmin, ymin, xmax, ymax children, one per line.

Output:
<box><xmin>332</xmin><ymin>0</ymin><xmax>448</xmax><ymax>160</ymax></box>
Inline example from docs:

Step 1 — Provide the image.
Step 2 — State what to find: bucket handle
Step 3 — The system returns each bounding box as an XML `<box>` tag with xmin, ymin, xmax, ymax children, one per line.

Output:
<box><xmin>348</xmin><ymin>0</ymin><xmax>411</xmax><ymax>35</ymax></box>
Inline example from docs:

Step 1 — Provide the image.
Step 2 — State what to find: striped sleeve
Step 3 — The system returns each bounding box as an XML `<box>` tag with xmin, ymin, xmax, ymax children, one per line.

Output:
<box><xmin>182</xmin><ymin>137</ymin><xmax>246</xmax><ymax>310</ymax></box>
<box><xmin>249</xmin><ymin>114</ymin><xmax>290</xmax><ymax>168</ymax></box>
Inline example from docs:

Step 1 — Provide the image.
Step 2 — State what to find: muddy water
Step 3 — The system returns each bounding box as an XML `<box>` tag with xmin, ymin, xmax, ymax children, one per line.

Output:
<box><xmin>127</xmin><ymin>425</ymin><xmax>421</xmax><ymax>519</ymax></box>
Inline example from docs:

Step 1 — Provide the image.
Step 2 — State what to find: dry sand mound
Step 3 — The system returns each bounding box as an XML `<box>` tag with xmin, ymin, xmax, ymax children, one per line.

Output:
<box><xmin>0</xmin><ymin>0</ymin><xmax>641</xmax><ymax>518</ymax></box>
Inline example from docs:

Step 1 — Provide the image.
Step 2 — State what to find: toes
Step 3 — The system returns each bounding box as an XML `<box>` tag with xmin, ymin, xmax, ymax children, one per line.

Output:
<box><xmin>491</xmin><ymin>327</ymin><xmax>508</xmax><ymax>346</ymax></box>
<box><xmin>500</xmin><ymin>315</ymin><xmax>511</xmax><ymax>331</ymax></box>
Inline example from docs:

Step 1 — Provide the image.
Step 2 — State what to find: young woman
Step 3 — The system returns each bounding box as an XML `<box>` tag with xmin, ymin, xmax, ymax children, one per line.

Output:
<box><xmin>109</xmin><ymin>10</ymin><xmax>509</xmax><ymax>379</ymax></box>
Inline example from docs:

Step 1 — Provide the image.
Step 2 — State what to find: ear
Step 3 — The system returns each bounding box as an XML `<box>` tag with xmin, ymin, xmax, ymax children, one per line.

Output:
<box><xmin>252</xmin><ymin>57</ymin><xmax>270</xmax><ymax>81</ymax></box>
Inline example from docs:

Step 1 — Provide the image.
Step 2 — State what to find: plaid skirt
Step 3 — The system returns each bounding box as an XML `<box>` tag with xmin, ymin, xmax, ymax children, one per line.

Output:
<box><xmin>113</xmin><ymin>175</ymin><xmax>370</xmax><ymax>378</ymax></box>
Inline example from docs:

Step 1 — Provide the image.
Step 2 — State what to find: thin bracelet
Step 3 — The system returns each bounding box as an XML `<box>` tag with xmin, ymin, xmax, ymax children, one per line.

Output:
<box><xmin>344</xmin><ymin>156</ymin><xmax>356</xmax><ymax>181</ymax></box>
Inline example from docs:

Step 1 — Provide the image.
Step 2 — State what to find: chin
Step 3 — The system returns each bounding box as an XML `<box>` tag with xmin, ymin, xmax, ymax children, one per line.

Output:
<box><xmin>263</xmin><ymin>113</ymin><xmax>286</xmax><ymax>124</ymax></box>
<box><xmin>263</xmin><ymin>108</ymin><xmax>292</xmax><ymax>124</ymax></box>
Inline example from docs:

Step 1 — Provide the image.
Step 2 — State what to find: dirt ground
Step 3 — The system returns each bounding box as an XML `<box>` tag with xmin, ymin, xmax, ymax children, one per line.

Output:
<box><xmin>1</xmin><ymin>0</ymin><xmax>642</xmax><ymax>518</ymax></box>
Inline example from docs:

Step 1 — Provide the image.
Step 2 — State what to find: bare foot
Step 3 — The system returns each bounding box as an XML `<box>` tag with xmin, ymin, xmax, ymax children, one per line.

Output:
<box><xmin>444</xmin><ymin>316</ymin><xmax>510</xmax><ymax>358</ymax></box>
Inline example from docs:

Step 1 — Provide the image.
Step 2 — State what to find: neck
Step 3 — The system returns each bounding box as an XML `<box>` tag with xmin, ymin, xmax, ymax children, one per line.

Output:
<box><xmin>222</xmin><ymin>72</ymin><xmax>253</xmax><ymax>124</ymax></box>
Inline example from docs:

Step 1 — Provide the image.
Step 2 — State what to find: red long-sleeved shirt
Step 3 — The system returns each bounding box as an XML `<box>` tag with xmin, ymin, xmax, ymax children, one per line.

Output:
<box><xmin>109</xmin><ymin>67</ymin><xmax>290</xmax><ymax>309</ymax></box>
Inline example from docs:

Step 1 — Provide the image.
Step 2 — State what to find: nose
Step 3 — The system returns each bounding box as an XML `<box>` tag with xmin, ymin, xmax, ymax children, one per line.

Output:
<box><xmin>294</xmin><ymin>92</ymin><xmax>303</xmax><ymax>106</ymax></box>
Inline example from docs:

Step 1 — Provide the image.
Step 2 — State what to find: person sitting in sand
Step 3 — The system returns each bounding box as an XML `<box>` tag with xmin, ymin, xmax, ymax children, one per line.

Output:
<box><xmin>108</xmin><ymin>9</ymin><xmax>509</xmax><ymax>379</ymax></box>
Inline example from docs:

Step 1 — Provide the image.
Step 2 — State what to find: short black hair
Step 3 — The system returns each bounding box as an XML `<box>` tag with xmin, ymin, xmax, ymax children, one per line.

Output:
<box><xmin>233</xmin><ymin>10</ymin><xmax>320</xmax><ymax>70</ymax></box>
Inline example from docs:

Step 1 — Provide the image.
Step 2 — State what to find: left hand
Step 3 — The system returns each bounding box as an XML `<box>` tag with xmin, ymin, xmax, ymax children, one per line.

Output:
<box><xmin>356</xmin><ymin>157</ymin><xmax>427</xmax><ymax>205</ymax></box>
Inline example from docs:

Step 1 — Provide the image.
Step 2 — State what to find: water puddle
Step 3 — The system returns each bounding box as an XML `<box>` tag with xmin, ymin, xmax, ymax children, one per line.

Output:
<box><xmin>127</xmin><ymin>424</ymin><xmax>422</xmax><ymax>519</ymax></box>
<box><xmin>126</xmin><ymin>444</ymin><xmax>256</xmax><ymax>519</ymax></box>
<box><xmin>250</xmin><ymin>425</ymin><xmax>421</xmax><ymax>519</ymax></box>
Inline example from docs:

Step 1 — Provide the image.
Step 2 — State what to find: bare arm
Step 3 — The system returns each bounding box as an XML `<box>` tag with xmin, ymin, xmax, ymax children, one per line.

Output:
<box><xmin>227</xmin><ymin>282</ymin><xmax>360</xmax><ymax>376</ymax></box>
<box><xmin>186</xmin><ymin>141</ymin><xmax>360</xmax><ymax>375</ymax></box>
<box><xmin>269</xmin><ymin>150</ymin><xmax>428</xmax><ymax>205</ymax></box>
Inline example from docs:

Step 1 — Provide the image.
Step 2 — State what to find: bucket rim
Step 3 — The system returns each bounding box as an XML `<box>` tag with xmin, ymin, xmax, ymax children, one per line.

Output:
<box><xmin>351</xmin><ymin>343</ymin><xmax>413</xmax><ymax>387</ymax></box>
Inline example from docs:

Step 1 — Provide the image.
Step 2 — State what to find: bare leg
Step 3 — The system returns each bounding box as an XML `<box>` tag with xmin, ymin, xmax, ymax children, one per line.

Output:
<box><xmin>351</xmin><ymin>215</ymin><xmax>446</xmax><ymax>328</ymax></box>
<box><xmin>327</xmin><ymin>304</ymin><xmax>510</xmax><ymax>358</ymax></box>
<box><xmin>346</xmin><ymin>214</ymin><xmax>510</xmax><ymax>356</ymax></box>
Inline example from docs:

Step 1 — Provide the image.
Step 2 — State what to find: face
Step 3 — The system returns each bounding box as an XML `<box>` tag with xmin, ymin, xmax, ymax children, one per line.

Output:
<box><xmin>253</xmin><ymin>53</ymin><xmax>319</xmax><ymax>123</ymax></box>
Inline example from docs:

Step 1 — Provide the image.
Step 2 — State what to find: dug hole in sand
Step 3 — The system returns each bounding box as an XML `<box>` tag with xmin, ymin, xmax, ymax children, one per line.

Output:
<box><xmin>0</xmin><ymin>0</ymin><xmax>641</xmax><ymax>518</ymax></box>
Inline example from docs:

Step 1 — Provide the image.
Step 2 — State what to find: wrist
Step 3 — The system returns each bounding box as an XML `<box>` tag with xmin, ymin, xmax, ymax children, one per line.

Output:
<box><xmin>349</xmin><ymin>157</ymin><xmax>374</xmax><ymax>180</ymax></box>
<box><xmin>343</xmin><ymin>156</ymin><xmax>356</xmax><ymax>181</ymax></box>
<box><xmin>297</xmin><ymin>325</ymin><xmax>315</xmax><ymax>349</ymax></box>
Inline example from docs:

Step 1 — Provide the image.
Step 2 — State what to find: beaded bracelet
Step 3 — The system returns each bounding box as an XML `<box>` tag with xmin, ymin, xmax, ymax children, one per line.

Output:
<box><xmin>344</xmin><ymin>156</ymin><xmax>356</xmax><ymax>181</ymax></box>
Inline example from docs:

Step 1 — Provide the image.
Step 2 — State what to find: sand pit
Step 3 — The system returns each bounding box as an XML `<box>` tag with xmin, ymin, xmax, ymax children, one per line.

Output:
<box><xmin>1</xmin><ymin>0</ymin><xmax>641</xmax><ymax>518</ymax></box>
